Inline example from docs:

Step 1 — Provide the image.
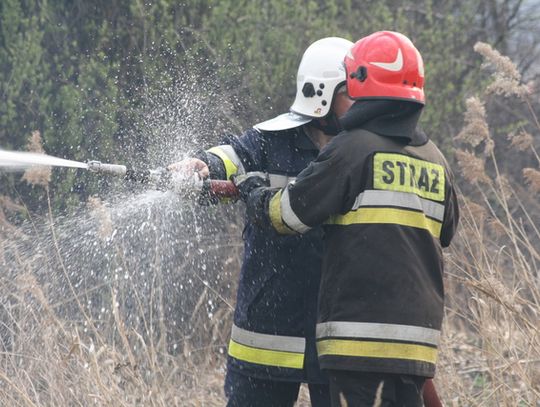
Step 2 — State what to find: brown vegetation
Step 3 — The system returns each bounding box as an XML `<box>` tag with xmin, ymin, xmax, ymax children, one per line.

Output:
<box><xmin>439</xmin><ymin>42</ymin><xmax>540</xmax><ymax>406</ymax></box>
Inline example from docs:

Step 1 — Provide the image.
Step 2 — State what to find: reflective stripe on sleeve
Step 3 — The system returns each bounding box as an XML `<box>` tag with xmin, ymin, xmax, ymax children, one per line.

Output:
<box><xmin>206</xmin><ymin>145</ymin><xmax>246</xmax><ymax>179</ymax></box>
<box><xmin>269</xmin><ymin>190</ymin><xmax>296</xmax><ymax>235</ymax></box>
<box><xmin>228</xmin><ymin>324</ymin><xmax>305</xmax><ymax>369</ymax></box>
<box><xmin>326</xmin><ymin>207</ymin><xmax>442</xmax><ymax>238</ymax></box>
<box><xmin>280</xmin><ymin>187</ymin><xmax>311</xmax><ymax>233</ymax></box>
<box><xmin>316</xmin><ymin>321</ymin><xmax>440</xmax><ymax>346</ymax></box>
<box><xmin>352</xmin><ymin>190</ymin><xmax>445</xmax><ymax>221</ymax></box>
<box><xmin>317</xmin><ymin>339</ymin><xmax>438</xmax><ymax>364</ymax></box>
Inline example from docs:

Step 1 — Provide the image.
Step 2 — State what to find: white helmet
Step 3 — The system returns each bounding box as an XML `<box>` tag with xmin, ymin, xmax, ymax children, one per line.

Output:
<box><xmin>255</xmin><ymin>37</ymin><xmax>353</xmax><ymax>132</ymax></box>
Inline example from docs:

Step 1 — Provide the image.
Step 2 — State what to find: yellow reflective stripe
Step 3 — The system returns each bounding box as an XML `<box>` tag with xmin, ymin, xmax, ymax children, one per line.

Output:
<box><xmin>317</xmin><ymin>339</ymin><xmax>438</xmax><ymax>364</ymax></box>
<box><xmin>326</xmin><ymin>207</ymin><xmax>442</xmax><ymax>238</ymax></box>
<box><xmin>228</xmin><ymin>339</ymin><xmax>304</xmax><ymax>369</ymax></box>
<box><xmin>269</xmin><ymin>190</ymin><xmax>296</xmax><ymax>235</ymax></box>
<box><xmin>207</xmin><ymin>146</ymin><xmax>238</xmax><ymax>180</ymax></box>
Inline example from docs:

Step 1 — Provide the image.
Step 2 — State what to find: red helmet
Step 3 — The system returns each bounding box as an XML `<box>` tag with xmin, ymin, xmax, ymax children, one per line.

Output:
<box><xmin>344</xmin><ymin>31</ymin><xmax>425</xmax><ymax>104</ymax></box>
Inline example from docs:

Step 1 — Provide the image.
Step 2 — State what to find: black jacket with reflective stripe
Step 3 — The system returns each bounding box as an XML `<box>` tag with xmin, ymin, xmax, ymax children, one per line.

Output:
<box><xmin>270</xmin><ymin>127</ymin><xmax>459</xmax><ymax>377</ymax></box>
<box><xmin>201</xmin><ymin>127</ymin><xmax>326</xmax><ymax>382</ymax></box>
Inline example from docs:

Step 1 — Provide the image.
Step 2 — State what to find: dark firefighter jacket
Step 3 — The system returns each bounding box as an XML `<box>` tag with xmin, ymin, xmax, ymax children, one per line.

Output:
<box><xmin>198</xmin><ymin>127</ymin><xmax>326</xmax><ymax>383</ymax></box>
<box><xmin>252</xmin><ymin>101</ymin><xmax>459</xmax><ymax>378</ymax></box>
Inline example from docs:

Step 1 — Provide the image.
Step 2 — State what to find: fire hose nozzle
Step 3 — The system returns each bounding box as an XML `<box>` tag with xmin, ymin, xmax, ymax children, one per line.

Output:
<box><xmin>86</xmin><ymin>160</ymin><xmax>239</xmax><ymax>199</ymax></box>
<box><xmin>87</xmin><ymin>160</ymin><xmax>127</xmax><ymax>176</ymax></box>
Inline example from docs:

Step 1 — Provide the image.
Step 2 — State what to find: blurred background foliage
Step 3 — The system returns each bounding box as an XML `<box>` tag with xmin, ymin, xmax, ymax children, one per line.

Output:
<box><xmin>0</xmin><ymin>0</ymin><xmax>539</xmax><ymax>211</ymax></box>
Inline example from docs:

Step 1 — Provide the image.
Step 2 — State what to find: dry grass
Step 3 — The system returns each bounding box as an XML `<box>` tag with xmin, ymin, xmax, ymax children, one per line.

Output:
<box><xmin>0</xmin><ymin>307</ymin><xmax>228</xmax><ymax>406</ymax></box>
<box><xmin>439</xmin><ymin>191</ymin><xmax>540</xmax><ymax>405</ymax></box>
<box><xmin>437</xmin><ymin>42</ymin><xmax>540</xmax><ymax>406</ymax></box>
<box><xmin>0</xmin><ymin>43</ymin><xmax>539</xmax><ymax>406</ymax></box>
<box><xmin>0</xmin><ymin>246</ymin><xmax>233</xmax><ymax>406</ymax></box>
<box><xmin>0</xmin><ymin>187</ymin><xmax>238</xmax><ymax>405</ymax></box>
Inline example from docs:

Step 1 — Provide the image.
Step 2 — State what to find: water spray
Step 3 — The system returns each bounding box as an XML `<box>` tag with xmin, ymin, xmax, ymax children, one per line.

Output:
<box><xmin>0</xmin><ymin>149</ymin><xmax>88</xmax><ymax>170</ymax></box>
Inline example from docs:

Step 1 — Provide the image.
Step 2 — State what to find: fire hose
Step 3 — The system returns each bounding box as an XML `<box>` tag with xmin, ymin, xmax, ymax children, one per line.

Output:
<box><xmin>87</xmin><ymin>160</ymin><xmax>239</xmax><ymax>199</ymax></box>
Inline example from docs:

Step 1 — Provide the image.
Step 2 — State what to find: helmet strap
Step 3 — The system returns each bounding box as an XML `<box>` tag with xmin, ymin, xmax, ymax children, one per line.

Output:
<box><xmin>311</xmin><ymin>112</ymin><xmax>342</xmax><ymax>136</ymax></box>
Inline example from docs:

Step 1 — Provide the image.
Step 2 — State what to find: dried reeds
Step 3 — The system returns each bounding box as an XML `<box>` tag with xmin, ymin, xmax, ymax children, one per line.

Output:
<box><xmin>455</xmin><ymin>97</ymin><xmax>490</xmax><ymax>148</ymax></box>
<box><xmin>455</xmin><ymin>149</ymin><xmax>491</xmax><ymax>184</ymax></box>
<box><xmin>440</xmin><ymin>42</ymin><xmax>540</xmax><ymax>407</ymax></box>
<box><xmin>21</xmin><ymin>131</ymin><xmax>51</xmax><ymax>188</ymax></box>
<box><xmin>474</xmin><ymin>42</ymin><xmax>530</xmax><ymax>98</ymax></box>
<box><xmin>508</xmin><ymin>130</ymin><xmax>534</xmax><ymax>152</ymax></box>
<box><xmin>522</xmin><ymin>168</ymin><xmax>540</xmax><ymax>193</ymax></box>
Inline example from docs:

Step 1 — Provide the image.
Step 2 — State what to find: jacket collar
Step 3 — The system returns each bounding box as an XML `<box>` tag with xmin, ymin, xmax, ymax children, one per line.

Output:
<box><xmin>339</xmin><ymin>100</ymin><xmax>428</xmax><ymax>146</ymax></box>
<box><xmin>295</xmin><ymin>126</ymin><xmax>319</xmax><ymax>151</ymax></box>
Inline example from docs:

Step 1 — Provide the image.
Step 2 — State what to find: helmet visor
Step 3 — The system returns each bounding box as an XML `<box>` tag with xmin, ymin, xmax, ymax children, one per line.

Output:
<box><xmin>254</xmin><ymin>112</ymin><xmax>312</xmax><ymax>132</ymax></box>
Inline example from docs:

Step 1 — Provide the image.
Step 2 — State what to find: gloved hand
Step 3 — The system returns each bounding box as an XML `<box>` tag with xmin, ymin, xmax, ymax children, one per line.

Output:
<box><xmin>168</xmin><ymin>169</ymin><xmax>203</xmax><ymax>197</ymax></box>
<box><xmin>167</xmin><ymin>157</ymin><xmax>209</xmax><ymax>179</ymax></box>
<box><xmin>231</xmin><ymin>171</ymin><xmax>269</xmax><ymax>202</ymax></box>
<box><xmin>167</xmin><ymin>157</ymin><xmax>210</xmax><ymax>203</ymax></box>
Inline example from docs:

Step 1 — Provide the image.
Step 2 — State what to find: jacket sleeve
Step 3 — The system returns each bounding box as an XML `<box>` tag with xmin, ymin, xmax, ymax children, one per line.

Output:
<box><xmin>202</xmin><ymin>129</ymin><xmax>266</xmax><ymax>181</ymax></box>
<box><xmin>259</xmin><ymin>137</ymin><xmax>353</xmax><ymax>234</ymax></box>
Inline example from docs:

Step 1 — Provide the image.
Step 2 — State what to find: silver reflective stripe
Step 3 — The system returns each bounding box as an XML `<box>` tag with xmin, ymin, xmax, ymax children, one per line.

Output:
<box><xmin>234</xmin><ymin>171</ymin><xmax>268</xmax><ymax>187</ymax></box>
<box><xmin>352</xmin><ymin>190</ymin><xmax>445</xmax><ymax>221</ymax></box>
<box><xmin>268</xmin><ymin>174</ymin><xmax>295</xmax><ymax>188</ymax></box>
<box><xmin>231</xmin><ymin>324</ymin><xmax>306</xmax><ymax>353</ymax></box>
<box><xmin>231</xmin><ymin>172</ymin><xmax>293</xmax><ymax>188</ymax></box>
<box><xmin>280</xmin><ymin>186</ymin><xmax>311</xmax><ymax>233</ymax></box>
<box><xmin>211</xmin><ymin>145</ymin><xmax>246</xmax><ymax>175</ymax></box>
<box><xmin>316</xmin><ymin>321</ymin><xmax>440</xmax><ymax>346</ymax></box>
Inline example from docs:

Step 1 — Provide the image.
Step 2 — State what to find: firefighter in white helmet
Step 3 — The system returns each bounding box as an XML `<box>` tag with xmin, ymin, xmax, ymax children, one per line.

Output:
<box><xmin>169</xmin><ymin>37</ymin><xmax>354</xmax><ymax>406</ymax></box>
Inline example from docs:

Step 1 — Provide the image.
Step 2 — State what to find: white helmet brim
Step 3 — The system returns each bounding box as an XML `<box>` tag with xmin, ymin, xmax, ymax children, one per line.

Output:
<box><xmin>253</xmin><ymin>112</ymin><xmax>312</xmax><ymax>132</ymax></box>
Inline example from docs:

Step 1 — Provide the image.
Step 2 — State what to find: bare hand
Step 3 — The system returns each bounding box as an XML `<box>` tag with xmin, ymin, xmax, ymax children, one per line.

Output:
<box><xmin>168</xmin><ymin>158</ymin><xmax>209</xmax><ymax>179</ymax></box>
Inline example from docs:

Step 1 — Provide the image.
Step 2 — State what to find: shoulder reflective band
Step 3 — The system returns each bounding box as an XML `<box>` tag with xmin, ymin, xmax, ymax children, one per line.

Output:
<box><xmin>326</xmin><ymin>207</ymin><xmax>442</xmax><ymax>238</ymax></box>
<box><xmin>352</xmin><ymin>190</ymin><xmax>445</xmax><ymax>222</ymax></box>
<box><xmin>316</xmin><ymin>321</ymin><xmax>440</xmax><ymax>346</ymax></box>
<box><xmin>317</xmin><ymin>339</ymin><xmax>438</xmax><ymax>365</ymax></box>
<box><xmin>228</xmin><ymin>324</ymin><xmax>305</xmax><ymax>369</ymax></box>
<box><xmin>373</xmin><ymin>153</ymin><xmax>446</xmax><ymax>202</ymax></box>
<box><xmin>207</xmin><ymin>145</ymin><xmax>246</xmax><ymax>180</ymax></box>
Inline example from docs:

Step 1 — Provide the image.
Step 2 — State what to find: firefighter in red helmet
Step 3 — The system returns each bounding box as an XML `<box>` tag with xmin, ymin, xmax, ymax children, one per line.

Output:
<box><xmin>234</xmin><ymin>31</ymin><xmax>459</xmax><ymax>407</ymax></box>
